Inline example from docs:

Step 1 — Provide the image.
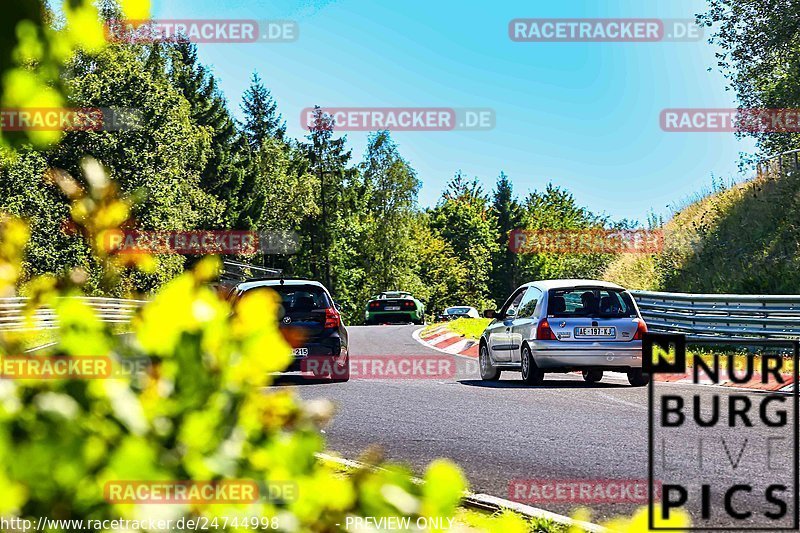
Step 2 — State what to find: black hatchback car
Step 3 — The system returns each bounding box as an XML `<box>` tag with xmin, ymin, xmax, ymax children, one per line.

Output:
<box><xmin>229</xmin><ymin>279</ymin><xmax>349</xmax><ymax>381</ymax></box>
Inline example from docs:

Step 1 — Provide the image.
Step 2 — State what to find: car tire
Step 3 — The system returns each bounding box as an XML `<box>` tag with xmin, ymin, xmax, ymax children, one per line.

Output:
<box><xmin>582</xmin><ymin>369</ymin><xmax>603</xmax><ymax>383</ymax></box>
<box><xmin>627</xmin><ymin>368</ymin><xmax>650</xmax><ymax>387</ymax></box>
<box><xmin>520</xmin><ymin>344</ymin><xmax>544</xmax><ymax>385</ymax></box>
<box><xmin>479</xmin><ymin>343</ymin><xmax>501</xmax><ymax>381</ymax></box>
<box><xmin>329</xmin><ymin>354</ymin><xmax>350</xmax><ymax>383</ymax></box>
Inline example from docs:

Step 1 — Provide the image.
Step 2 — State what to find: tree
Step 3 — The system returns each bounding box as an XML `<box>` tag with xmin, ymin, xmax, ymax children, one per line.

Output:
<box><xmin>237</xmin><ymin>137</ymin><xmax>318</xmax><ymax>271</ymax></box>
<box><xmin>45</xmin><ymin>43</ymin><xmax>223</xmax><ymax>292</ymax></box>
<box><xmin>518</xmin><ymin>183</ymin><xmax>609</xmax><ymax>282</ymax></box>
<box><xmin>301</xmin><ymin>107</ymin><xmax>354</xmax><ymax>290</ymax></box>
<box><xmin>429</xmin><ymin>172</ymin><xmax>499</xmax><ymax>309</ymax></box>
<box><xmin>356</xmin><ymin>131</ymin><xmax>420</xmax><ymax>290</ymax></box>
<box><xmin>699</xmin><ymin>0</ymin><xmax>800</xmax><ymax>156</ymax></box>
<box><xmin>240</xmin><ymin>72</ymin><xmax>286</xmax><ymax>148</ymax></box>
<box><xmin>489</xmin><ymin>172</ymin><xmax>523</xmax><ymax>302</ymax></box>
<box><xmin>405</xmin><ymin>213</ymin><xmax>469</xmax><ymax>317</ymax></box>
<box><xmin>1</xmin><ymin>0</ymin><xmax>106</xmax><ymax>149</ymax></box>
<box><xmin>170</xmin><ymin>41</ymin><xmax>245</xmax><ymax>226</ymax></box>
<box><xmin>0</xmin><ymin>149</ymin><xmax>94</xmax><ymax>285</ymax></box>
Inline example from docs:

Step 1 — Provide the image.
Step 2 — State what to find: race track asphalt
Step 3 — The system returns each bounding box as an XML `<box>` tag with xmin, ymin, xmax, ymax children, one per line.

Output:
<box><xmin>276</xmin><ymin>325</ymin><xmax>797</xmax><ymax>527</ymax></box>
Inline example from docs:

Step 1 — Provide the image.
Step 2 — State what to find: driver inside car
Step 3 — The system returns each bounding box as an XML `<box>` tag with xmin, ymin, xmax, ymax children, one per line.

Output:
<box><xmin>579</xmin><ymin>291</ymin><xmax>600</xmax><ymax>316</ymax></box>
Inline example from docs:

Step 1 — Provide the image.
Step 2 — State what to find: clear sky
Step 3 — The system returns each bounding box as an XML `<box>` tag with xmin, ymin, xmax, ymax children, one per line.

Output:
<box><xmin>150</xmin><ymin>0</ymin><xmax>757</xmax><ymax>224</ymax></box>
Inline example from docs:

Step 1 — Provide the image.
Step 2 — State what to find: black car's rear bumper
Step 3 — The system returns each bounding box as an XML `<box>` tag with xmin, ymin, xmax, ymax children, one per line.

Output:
<box><xmin>286</xmin><ymin>335</ymin><xmax>343</xmax><ymax>371</ymax></box>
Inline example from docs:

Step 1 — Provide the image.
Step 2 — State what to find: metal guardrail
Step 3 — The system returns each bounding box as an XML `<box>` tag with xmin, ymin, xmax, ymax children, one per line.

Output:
<box><xmin>627</xmin><ymin>149</ymin><xmax>800</xmax><ymax>342</ymax></box>
<box><xmin>1</xmin><ymin>261</ymin><xmax>281</xmax><ymax>331</ymax></box>
<box><xmin>632</xmin><ymin>290</ymin><xmax>800</xmax><ymax>341</ymax></box>
<box><xmin>2</xmin><ymin>287</ymin><xmax>796</xmax><ymax>341</ymax></box>
<box><xmin>0</xmin><ymin>297</ymin><xmax>146</xmax><ymax>331</ymax></box>
<box><xmin>220</xmin><ymin>260</ymin><xmax>282</xmax><ymax>285</ymax></box>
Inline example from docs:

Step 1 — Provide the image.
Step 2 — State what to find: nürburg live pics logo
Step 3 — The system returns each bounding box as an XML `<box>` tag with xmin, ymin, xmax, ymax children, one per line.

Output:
<box><xmin>644</xmin><ymin>332</ymin><xmax>799</xmax><ymax>530</ymax></box>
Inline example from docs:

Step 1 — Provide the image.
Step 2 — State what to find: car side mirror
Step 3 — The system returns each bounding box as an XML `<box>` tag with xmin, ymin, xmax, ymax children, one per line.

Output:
<box><xmin>483</xmin><ymin>309</ymin><xmax>496</xmax><ymax>319</ymax></box>
<box><xmin>505</xmin><ymin>308</ymin><xmax>516</xmax><ymax>318</ymax></box>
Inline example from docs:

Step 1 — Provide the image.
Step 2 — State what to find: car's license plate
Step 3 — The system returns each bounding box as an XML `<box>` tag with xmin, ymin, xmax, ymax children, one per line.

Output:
<box><xmin>575</xmin><ymin>327</ymin><xmax>615</xmax><ymax>337</ymax></box>
<box><xmin>292</xmin><ymin>348</ymin><xmax>309</xmax><ymax>357</ymax></box>
<box><xmin>385</xmin><ymin>306</ymin><xmax>401</xmax><ymax>311</ymax></box>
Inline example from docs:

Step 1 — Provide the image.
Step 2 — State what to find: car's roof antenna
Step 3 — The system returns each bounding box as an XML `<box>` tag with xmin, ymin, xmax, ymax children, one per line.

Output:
<box><xmin>279</xmin><ymin>273</ymin><xmax>285</xmax><ymax>285</ymax></box>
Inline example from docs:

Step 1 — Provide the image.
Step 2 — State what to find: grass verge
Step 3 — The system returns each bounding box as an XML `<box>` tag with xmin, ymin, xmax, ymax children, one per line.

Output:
<box><xmin>317</xmin><ymin>453</ymin><xmax>574</xmax><ymax>532</ymax></box>
<box><xmin>687</xmin><ymin>347</ymin><xmax>794</xmax><ymax>374</ymax></box>
<box><xmin>456</xmin><ymin>507</ymin><xmax>568</xmax><ymax>532</ymax></box>
<box><xmin>423</xmin><ymin>317</ymin><xmax>492</xmax><ymax>340</ymax></box>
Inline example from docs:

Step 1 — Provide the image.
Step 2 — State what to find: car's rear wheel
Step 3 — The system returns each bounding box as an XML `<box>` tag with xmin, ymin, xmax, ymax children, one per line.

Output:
<box><xmin>627</xmin><ymin>368</ymin><xmax>650</xmax><ymax>387</ymax></box>
<box><xmin>582</xmin><ymin>369</ymin><xmax>603</xmax><ymax>383</ymax></box>
<box><xmin>329</xmin><ymin>353</ymin><xmax>350</xmax><ymax>382</ymax></box>
<box><xmin>479</xmin><ymin>343</ymin><xmax>501</xmax><ymax>381</ymax></box>
<box><xmin>520</xmin><ymin>344</ymin><xmax>544</xmax><ymax>385</ymax></box>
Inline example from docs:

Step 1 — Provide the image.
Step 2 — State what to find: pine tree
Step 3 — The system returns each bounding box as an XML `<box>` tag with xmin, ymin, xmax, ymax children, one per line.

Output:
<box><xmin>490</xmin><ymin>172</ymin><xmax>523</xmax><ymax>302</ymax></box>
<box><xmin>169</xmin><ymin>41</ymin><xmax>244</xmax><ymax>226</ymax></box>
<box><xmin>240</xmin><ymin>72</ymin><xmax>286</xmax><ymax>148</ymax></box>
<box><xmin>301</xmin><ymin>107</ymin><xmax>354</xmax><ymax>290</ymax></box>
<box><xmin>430</xmin><ymin>172</ymin><xmax>499</xmax><ymax>308</ymax></box>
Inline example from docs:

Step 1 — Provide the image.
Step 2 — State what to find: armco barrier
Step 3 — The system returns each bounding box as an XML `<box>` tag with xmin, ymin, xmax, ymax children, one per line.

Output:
<box><xmin>0</xmin><ymin>297</ymin><xmax>146</xmax><ymax>331</ymax></box>
<box><xmin>632</xmin><ymin>290</ymin><xmax>800</xmax><ymax>341</ymax></box>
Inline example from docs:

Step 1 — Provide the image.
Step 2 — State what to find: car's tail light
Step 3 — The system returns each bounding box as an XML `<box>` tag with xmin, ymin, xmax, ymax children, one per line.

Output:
<box><xmin>369</xmin><ymin>302</ymin><xmax>379</xmax><ymax>309</ymax></box>
<box><xmin>536</xmin><ymin>318</ymin><xmax>557</xmax><ymax>340</ymax></box>
<box><xmin>324</xmin><ymin>307</ymin><xmax>341</xmax><ymax>329</ymax></box>
<box><xmin>403</xmin><ymin>301</ymin><xmax>414</xmax><ymax>309</ymax></box>
<box><xmin>633</xmin><ymin>319</ymin><xmax>648</xmax><ymax>340</ymax></box>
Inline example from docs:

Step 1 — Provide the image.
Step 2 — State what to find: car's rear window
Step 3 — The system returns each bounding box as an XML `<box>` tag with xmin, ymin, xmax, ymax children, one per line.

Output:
<box><xmin>244</xmin><ymin>285</ymin><xmax>331</xmax><ymax>313</ymax></box>
<box><xmin>547</xmin><ymin>288</ymin><xmax>637</xmax><ymax>318</ymax></box>
<box><xmin>378</xmin><ymin>293</ymin><xmax>411</xmax><ymax>299</ymax></box>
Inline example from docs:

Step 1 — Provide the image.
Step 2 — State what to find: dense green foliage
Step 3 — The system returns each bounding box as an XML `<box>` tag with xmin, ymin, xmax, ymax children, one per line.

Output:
<box><xmin>0</xmin><ymin>3</ymin><xmax>694</xmax><ymax>532</ymax></box>
<box><xmin>2</xmin><ymin>3</ymin><xmax>633</xmax><ymax>321</ymax></box>
<box><xmin>604</xmin><ymin>0</ymin><xmax>800</xmax><ymax>294</ymax></box>
<box><xmin>603</xmin><ymin>167</ymin><xmax>800</xmax><ymax>293</ymax></box>
<box><xmin>699</xmin><ymin>0</ymin><xmax>800</xmax><ymax>156</ymax></box>
<box><xmin>0</xmin><ymin>4</ymin><xmax>492</xmax><ymax>531</ymax></box>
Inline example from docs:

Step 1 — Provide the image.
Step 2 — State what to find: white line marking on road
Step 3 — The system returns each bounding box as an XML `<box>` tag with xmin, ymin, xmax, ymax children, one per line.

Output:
<box><xmin>596</xmin><ymin>391</ymin><xmax>648</xmax><ymax>411</ymax></box>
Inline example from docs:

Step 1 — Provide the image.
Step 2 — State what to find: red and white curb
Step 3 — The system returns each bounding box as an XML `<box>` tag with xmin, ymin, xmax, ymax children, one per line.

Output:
<box><xmin>414</xmin><ymin>325</ymin><xmax>478</xmax><ymax>358</ymax></box>
<box><xmin>413</xmin><ymin>325</ymin><xmax>794</xmax><ymax>393</ymax></box>
<box><xmin>646</xmin><ymin>370</ymin><xmax>794</xmax><ymax>393</ymax></box>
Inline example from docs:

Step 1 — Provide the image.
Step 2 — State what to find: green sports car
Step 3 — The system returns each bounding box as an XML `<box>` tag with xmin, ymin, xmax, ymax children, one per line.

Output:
<box><xmin>364</xmin><ymin>291</ymin><xmax>425</xmax><ymax>325</ymax></box>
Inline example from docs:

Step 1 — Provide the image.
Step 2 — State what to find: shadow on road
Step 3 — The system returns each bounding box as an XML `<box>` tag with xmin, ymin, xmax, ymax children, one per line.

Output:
<box><xmin>457</xmin><ymin>378</ymin><xmax>630</xmax><ymax>389</ymax></box>
<box><xmin>270</xmin><ymin>374</ymin><xmax>343</xmax><ymax>386</ymax></box>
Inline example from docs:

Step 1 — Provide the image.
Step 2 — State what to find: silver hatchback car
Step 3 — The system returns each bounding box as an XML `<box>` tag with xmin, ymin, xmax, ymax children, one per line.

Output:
<box><xmin>478</xmin><ymin>280</ymin><xmax>650</xmax><ymax>386</ymax></box>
